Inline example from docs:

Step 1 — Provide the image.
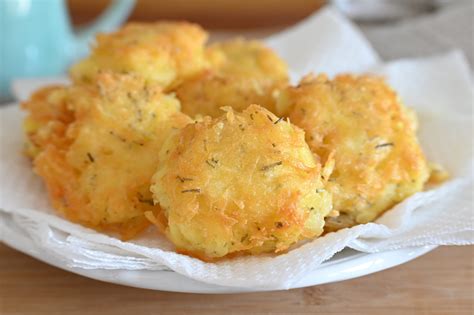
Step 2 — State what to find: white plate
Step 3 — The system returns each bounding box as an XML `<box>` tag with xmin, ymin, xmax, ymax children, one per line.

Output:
<box><xmin>3</xmin><ymin>219</ymin><xmax>436</xmax><ymax>293</ymax></box>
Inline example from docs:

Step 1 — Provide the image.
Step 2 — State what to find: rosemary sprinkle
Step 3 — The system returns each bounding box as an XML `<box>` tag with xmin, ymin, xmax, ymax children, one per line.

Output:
<box><xmin>375</xmin><ymin>142</ymin><xmax>394</xmax><ymax>149</ymax></box>
<box><xmin>260</xmin><ymin>161</ymin><xmax>282</xmax><ymax>171</ymax></box>
<box><xmin>181</xmin><ymin>188</ymin><xmax>201</xmax><ymax>193</ymax></box>
<box><xmin>273</xmin><ymin>117</ymin><xmax>283</xmax><ymax>124</ymax></box>
<box><xmin>177</xmin><ymin>176</ymin><xmax>193</xmax><ymax>183</ymax></box>
<box><xmin>87</xmin><ymin>152</ymin><xmax>95</xmax><ymax>163</ymax></box>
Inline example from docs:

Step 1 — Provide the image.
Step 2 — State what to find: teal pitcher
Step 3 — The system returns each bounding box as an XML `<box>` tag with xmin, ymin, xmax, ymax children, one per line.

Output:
<box><xmin>0</xmin><ymin>0</ymin><xmax>135</xmax><ymax>102</ymax></box>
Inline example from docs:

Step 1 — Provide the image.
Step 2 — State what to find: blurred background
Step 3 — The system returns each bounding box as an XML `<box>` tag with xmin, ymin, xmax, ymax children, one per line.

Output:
<box><xmin>0</xmin><ymin>0</ymin><xmax>472</xmax><ymax>102</ymax></box>
<box><xmin>66</xmin><ymin>0</ymin><xmax>468</xmax><ymax>29</ymax></box>
<box><xmin>66</xmin><ymin>0</ymin><xmax>472</xmax><ymax>28</ymax></box>
<box><xmin>67</xmin><ymin>0</ymin><xmax>326</xmax><ymax>29</ymax></box>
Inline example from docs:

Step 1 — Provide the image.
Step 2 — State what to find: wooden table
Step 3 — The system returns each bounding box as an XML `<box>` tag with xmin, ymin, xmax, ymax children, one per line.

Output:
<box><xmin>0</xmin><ymin>244</ymin><xmax>472</xmax><ymax>315</ymax></box>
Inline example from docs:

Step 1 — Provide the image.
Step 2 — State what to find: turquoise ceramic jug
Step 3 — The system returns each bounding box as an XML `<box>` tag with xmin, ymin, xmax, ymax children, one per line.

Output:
<box><xmin>0</xmin><ymin>0</ymin><xmax>135</xmax><ymax>101</ymax></box>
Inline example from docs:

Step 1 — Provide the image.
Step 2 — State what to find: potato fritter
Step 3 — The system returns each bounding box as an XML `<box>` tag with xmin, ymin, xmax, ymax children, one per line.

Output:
<box><xmin>175</xmin><ymin>39</ymin><xmax>288</xmax><ymax>118</ymax></box>
<box><xmin>22</xmin><ymin>86</ymin><xmax>74</xmax><ymax>158</ymax></box>
<box><xmin>206</xmin><ymin>39</ymin><xmax>288</xmax><ymax>79</ymax></box>
<box><xmin>277</xmin><ymin>74</ymin><xmax>430</xmax><ymax>230</ymax></box>
<box><xmin>24</xmin><ymin>73</ymin><xmax>192</xmax><ymax>239</ymax></box>
<box><xmin>149</xmin><ymin>105</ymin><xmax>333</xmax><ymax>260</ymax></box>
<box><xmin>70</xmin><ymin>22</ymin><xmax>208</xmax><ymax>89</ymax></box>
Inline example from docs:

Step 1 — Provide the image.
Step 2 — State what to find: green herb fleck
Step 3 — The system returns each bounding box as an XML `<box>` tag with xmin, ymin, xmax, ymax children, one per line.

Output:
<box><xmin>177</xmin><ymin>176</ymin><xmax>193</xmax><ymax>183</ymax></box>
<box><xmin>181</xmin><ymin>188</ymin><xmax>201</xmax><ymax>193</ymax></box>
<box><xmin>375</xmin><ymin>142</ymin><xmax>394</xmax><ymax>149</ymax></box>
<box><xmin>273</xmin><ymin>117</ymin><xmax>283</xmax><ymax>124</ymax></box>
<box><xmin>260</xmin><ymin>161</ymin><xmax>282</xmax><ymax>171</ymax></box>
<box><xmin>206</xmin><ymin>157</ymin><xmax>219</xmax><ymax>168</ymax></box>
<box><xmin>87</xmin><ymin>152</ymin><xmax>95</xmax><ymax>163</ymax></box>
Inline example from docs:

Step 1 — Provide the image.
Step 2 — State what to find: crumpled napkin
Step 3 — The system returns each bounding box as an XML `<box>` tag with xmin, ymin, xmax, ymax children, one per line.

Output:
<box><xmin>1</xmin><ymin>7</ymin><xmax>472</xmax><ymax>290</ymax></box>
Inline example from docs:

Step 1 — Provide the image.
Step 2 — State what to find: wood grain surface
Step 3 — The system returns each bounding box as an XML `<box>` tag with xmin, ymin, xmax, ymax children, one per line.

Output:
<box><xmin>0</xmin><ymin>244</ymin><xmax>472</xmax><ymax>315</ymax></box>
<box><xmin>67</xmin><ymin>0</ymin><xmax>325</xmax><ymax>29</ymax></box>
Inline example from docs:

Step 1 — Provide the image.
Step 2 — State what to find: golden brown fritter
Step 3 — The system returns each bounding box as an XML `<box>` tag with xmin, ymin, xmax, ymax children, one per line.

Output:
<box><xmin>70</xmin><ymin>22</ymin><xmax>208</xmax><ymax>89</ymax></box>
<box><xmin>206</xmin><ymin>39</ymin><xmax>288</xmax><ymax>79</ymax></box>
<box><xmin>22</xmin><ymin>86</ymin><xmax>75</xmax><ymax>158</ymax></box>
<box><xmin>277</xmin><ymin>74</ymin><xmax>430</xmax><ymax>230</ymax></box>
<box><xmin>175</xmin><ymin>39</ymin><xmax>288</xmax><ymax>118</ymax></box>
<box><xmin>149</xmin><ymin>105</ymin><xmax>333</xmax><ymax>260</ymax></box>
<box><xmin>24</xmin><ymin>73</ymin><xmax>192</xmax><ymax>239</ymax></box>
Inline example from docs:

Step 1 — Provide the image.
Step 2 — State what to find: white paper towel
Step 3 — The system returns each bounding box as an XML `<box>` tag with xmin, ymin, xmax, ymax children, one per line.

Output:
<box><xmin>0</xmin><ymin>8</ymin><xmax>473</xmax><ymax>290</ymax></box>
